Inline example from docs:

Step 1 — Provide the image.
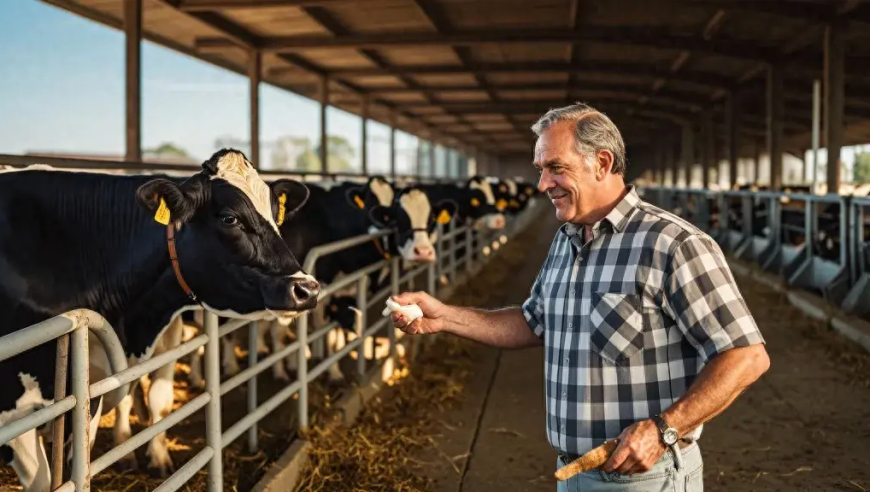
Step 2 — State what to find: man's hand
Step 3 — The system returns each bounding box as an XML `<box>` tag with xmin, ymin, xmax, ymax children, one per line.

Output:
<box><xmin>389</xmin><ymin>292</ymin><xmax>447</xmax><ymax>335</ymax></box>
<box><xmin>601</xmin><ymin>419</ymin><xmax>666</xmax><ymax>475</ymax></box>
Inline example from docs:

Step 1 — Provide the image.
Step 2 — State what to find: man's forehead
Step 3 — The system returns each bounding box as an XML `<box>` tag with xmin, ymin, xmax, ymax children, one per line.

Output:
<box><xmin>534</xmin><ymin>121</ymin><xmax>575</xmax><ymax>164</ymax></box>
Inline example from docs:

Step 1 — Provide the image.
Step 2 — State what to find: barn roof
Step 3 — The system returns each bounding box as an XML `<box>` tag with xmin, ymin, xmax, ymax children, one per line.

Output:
<box><xmin>44</xmin><ymin>0</ymin><xmax>870</xmax><ymax>159</ymax></box>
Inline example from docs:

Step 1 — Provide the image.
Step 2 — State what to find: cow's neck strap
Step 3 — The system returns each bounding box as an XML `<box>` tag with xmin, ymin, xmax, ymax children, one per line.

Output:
<box><xmin>167</xmin><ymin>224</ymin><xmax>198</xmax><ymax>302</ymax></box>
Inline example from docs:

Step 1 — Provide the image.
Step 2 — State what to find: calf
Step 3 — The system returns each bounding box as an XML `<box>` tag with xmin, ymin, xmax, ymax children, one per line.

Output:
<box><xmin>0</xmin><ymin>149</ymin><xmax>319</xmax><ymax>489</ymax></box>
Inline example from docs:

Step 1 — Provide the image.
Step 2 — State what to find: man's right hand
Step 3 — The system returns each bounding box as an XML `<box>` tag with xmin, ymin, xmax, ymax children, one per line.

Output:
<box><xmin>389</xmin><ymin>291</ymin><xmax>447</xmax><ymax>335</ymax></box>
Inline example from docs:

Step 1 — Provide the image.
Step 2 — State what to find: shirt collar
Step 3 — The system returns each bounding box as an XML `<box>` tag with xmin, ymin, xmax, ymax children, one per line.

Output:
<box><xmin>561</xmin><ymin>185</ymin><xmax>639</xmax><ymax>238</ymax></box>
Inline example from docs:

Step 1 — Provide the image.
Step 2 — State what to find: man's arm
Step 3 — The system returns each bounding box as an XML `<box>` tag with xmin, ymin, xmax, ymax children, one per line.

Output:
<box><xmin>389</xmin><ymin>292</ymin><xmax>543</xmax><ymax>349</ymax></box>
<box><xmin>603</xmin><ymin>234</ymin><xmax>770</xmax><ymax>475</ymax></box>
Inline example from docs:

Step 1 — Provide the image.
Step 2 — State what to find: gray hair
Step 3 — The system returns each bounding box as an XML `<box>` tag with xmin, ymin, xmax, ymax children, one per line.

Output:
<box><xmin>530</xmin><ymin>102</ymin><xmax>627</xmax><ymax>175</ymax></box>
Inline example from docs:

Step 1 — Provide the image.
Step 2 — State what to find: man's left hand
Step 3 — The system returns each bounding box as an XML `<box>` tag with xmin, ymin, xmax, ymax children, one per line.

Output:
<box><xmin>601</xmin><ymin>419</ymin><xmax>667</xmax><ymax>475</ymax></box>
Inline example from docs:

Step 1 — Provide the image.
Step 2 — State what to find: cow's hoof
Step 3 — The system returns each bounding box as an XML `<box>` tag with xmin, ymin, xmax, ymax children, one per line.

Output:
<box><xmin>188</xmin><ymin>375</ymin><xmax>205</xmax><ymax>390</ymax></box>
<box><xmin>147</xmin><ymin>457</ymin><xmax>174</xmax><ymax>479</ymax></box>
<box><xmin>223</xmin><ymin>362</ymin><xmax>240</xmax><ymax>377</ymax></box>
<box><xmin>114</xmin><ymin>454</ymin><xmax>138</xmax><ymax>472</ymax></box>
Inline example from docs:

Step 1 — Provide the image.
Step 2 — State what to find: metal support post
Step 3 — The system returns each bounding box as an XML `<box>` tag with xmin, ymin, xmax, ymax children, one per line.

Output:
<box><xmin>246</xmin><ymin>321</ymin><xmax>258</xmax><ymax>452</ymax></box>
<box><xmin>51</xmin><ymin>334</ymin><xmax>70</xmax><ymax>490</ymax></box>
<box><xmin>203</xmin><ymin>312</ymin><xmax>223</xmax><ymax>492</ymax></box>
<box><xmin>356</xmin><ymin>276</ymin><xmax>367</xmax><ymax>378</ymax></box>
<box><xmin>465</xmin><ymin>227</ymin><xmax>473</xmax><ymax>274</ymax></box>
<box><xmin>297</xmin><ymin>313</ymin><xmax>309</xmax><ymax>430</ymax></box>
<box><xmin>70</xmin><ymin>324</ymin><xmax>90</xmax><ymax>492</ymax></box>
<box><xmin>389</xmin><ymin>256</ymin><xmax>400</xmax><ymax>361</ymax></box>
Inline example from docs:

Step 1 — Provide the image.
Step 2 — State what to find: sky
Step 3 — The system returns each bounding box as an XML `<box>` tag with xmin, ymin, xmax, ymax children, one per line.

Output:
<box><xmin>0</xmin><ymin>0</ymin><xmax>457</xmax><ymax>174</ymax></box>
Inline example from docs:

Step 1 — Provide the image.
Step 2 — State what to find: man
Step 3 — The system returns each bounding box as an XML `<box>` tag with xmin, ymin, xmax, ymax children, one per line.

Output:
<box><xmin>389</xmin><ymin>103</ymin><xmax>770</xmax><ymax>491</ymax></box>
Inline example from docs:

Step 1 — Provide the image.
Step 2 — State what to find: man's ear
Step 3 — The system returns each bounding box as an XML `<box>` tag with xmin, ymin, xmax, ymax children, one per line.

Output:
<box><xmin>136</xmin><ymin>178</ymin><xmax>195</xmax><ymax>225</ymax></box>
<box><xmin>596</xmin><ymin>150</ymin><xmax>614</xmax><ymax>179</ymax></box>
<box><xmin>345</xmin><ymin>186</ymin><xmax>368</xmax><ymax>211</ymax></box>
<box><xmin>270</xmin><ymin>179</ymin><xmax>309</xmax><ymax>225</ymax></box>
<box><xmin>433</xmin><ymin>199</ymin><xmax>458</xmax><ymax>225</ymax></box>
<box><xmin>368</xmin><ymin>205</ymin><xmax>396</xmax><ymax>228</ymax></box>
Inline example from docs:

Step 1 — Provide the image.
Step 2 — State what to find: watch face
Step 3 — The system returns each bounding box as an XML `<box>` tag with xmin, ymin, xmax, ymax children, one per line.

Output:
<box><xmin>663</xmin><ymin>428</ymin><xmax>679</xmax><ymax>445</ymax></box>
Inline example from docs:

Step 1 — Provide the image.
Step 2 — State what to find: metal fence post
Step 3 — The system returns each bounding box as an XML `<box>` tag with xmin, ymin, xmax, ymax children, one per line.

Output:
<box><xmin>389</xmin><ymin>256</ymin><xmax>400</xmax><ymax>361</ymax></box>
<box><xmin>465</xmin><ymin>227</ymin><xmax>473</xmax><ymax>274</ymax></box>
<box><xmin>449</xmin><ymin>224</ymin><xmax>458</xmax><ymax>283</ymax></box>
<box><xmin>297</xmin><ymin>313</ymin><xmax>309</xmax><ymax>430</ymax></box>
<box><xmin>203</xmin><ymin>312</ymin><xmax>223</xmax><ymax>492</ymax></box>
<box><xmin>51</xmin><ymin>333</ymin><xmax>70</xmax><ymax>490</ymax></box>
<box><xmin>805</xmin><ymin>200</ymin><xmax>814</xmax><ymax>259</ymax></box>
<box><xmin>247</xmin><ymin>321</ymin><xmax>258</xmax><ymax>453</ymax></box>
<box><xmin>355</xmin><ymin>276</ymin><xmax>367</xmax><ymax>378</ymax></box>
<box><xmin>435</xmin><ymin>223</ymin><xmax>444</xmax><ymax>294</ymax></box>
<box><xmin>70</xmin><ymin>322</ymin><xmax>90</xmax><ymax>492</ymax></box>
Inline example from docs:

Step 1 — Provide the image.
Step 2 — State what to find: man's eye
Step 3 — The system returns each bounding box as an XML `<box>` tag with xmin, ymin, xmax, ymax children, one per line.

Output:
<box><xmin>552</xmin><ymin>167</ymin><xmax>564</xmax><ymax>174</ymax></box>
<box><xmin>221</xmin><ymin>215</ymin><xmax>239</xmax><ymax>226</ymax></box>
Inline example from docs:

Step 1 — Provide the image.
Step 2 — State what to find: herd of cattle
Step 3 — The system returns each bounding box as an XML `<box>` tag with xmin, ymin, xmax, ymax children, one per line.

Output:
<box><xmin>0</xmin><ymin>149</ymin><xmax>538</xmax><ymax>491</ymax></box>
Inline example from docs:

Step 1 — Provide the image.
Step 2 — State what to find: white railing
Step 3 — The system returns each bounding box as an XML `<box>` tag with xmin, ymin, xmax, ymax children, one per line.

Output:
<box><xmin>0</xmin><ymin>198</ymin><xmax>545</xmax><ymax>492</ymax></box>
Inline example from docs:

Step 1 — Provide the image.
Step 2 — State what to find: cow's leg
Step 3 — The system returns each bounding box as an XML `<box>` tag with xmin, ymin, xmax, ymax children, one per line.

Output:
<box><xmin>257</xmin><ymin>323</ymin><xmax>270</xmax><ymax>355</ymax></box>
<box><xmin>314</xmin><ymin>301</ymin><xmax>345</xmax><ymax>382</ymax></box>
<box><xmin>145</xmin><ymin>317</ymin><xmax>184</xmax><ymax>477</ymax></box>
<box><xmin>187</xmin><ymin>345</ymin><xmax>205</xmax><ymax>389</ymax></box>
<box><xmin>222</xmin><ymin>333</ymin><xmax>240</xmax><ymax>376</ymax></box>
<box><xmin>5</xmin><ymin>429</ymin><xmax>51</xmax><ymax>492</ymax></box>
<box><xmin>113</xmin><ymin>392</ymin><xmax>138</xmax><ymax>471</ymax></box>
<box><xmin>267</xmin><ymin>320</ymin><xmax>290</xmax><ymax>381</ymax></box>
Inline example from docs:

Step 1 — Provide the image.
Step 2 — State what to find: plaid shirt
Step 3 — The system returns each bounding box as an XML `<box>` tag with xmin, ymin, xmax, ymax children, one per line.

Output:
<box><xmin>522</xmin><ymin>185</ymin><xmax>764</xmax><ymax>456</ymax></box>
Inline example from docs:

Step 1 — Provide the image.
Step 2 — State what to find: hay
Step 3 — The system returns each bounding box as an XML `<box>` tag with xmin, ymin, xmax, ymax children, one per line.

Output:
<box><xmin>295</xmin><ymin>337</ymin><xmax>473</xmax><ymax>492</ymax></box>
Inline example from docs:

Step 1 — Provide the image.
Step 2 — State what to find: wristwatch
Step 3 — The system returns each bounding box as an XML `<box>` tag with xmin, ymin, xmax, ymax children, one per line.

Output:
<box><xmin>651</xmin><ymin>415</ymin><xmax>679</xmax><ymax>446</ymax></box>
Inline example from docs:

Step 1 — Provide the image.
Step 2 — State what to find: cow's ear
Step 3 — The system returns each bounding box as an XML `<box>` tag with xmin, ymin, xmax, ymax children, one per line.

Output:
<box><xmin>136</xmin><ymin>178</ymin><xmax>195</xmax><ymax>225</ymax></box>
<box><xmin>368</xmin><ymin>205</ymin><xmax>396</xmax><ymax>228</ymax></box>
<box><xmin>345</xmin><ymin>186</ymin><xmax>368</xmax><ymax>210</ymax></box>
<box><xmin>433</xmin><ymin>199</ymin><xmax>458</xmax><ymax>225</ymax></box>
<box><xmin>270</xmin><ymin>179</ymin><xmax>309</xmax><ymax>225</ymax></box>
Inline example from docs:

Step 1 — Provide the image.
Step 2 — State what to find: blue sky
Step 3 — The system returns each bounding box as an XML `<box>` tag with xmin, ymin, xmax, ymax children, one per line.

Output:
<box><xmin>0</xmin><ymin>0</ymin><xmax>449</xmax><ymax>174</ymax></box>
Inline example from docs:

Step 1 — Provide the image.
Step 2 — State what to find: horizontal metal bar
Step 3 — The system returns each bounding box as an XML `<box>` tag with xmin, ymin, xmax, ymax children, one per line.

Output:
<box><xmin>399</xmin><ymin>263</ymin><xmax>428</xmax><ymax>284</ymax></box>
<box><xmin>0</xmin><ymin>315</ymin><xmax>74</xmax><ymax>363</ymax></box>
<box><xmin>221</xmin><ymin>379</ymin><xmax>303</xmax><ymax>448</ymax></box>
<box><xmin>220</xmin><ymin>339</ymin><xmax>302</xmax><ymax>396</ymax></box>
<box><xmin>90</xmin><ymin>335</ymin><xmax>208</xmax><ymax>399</ymax></box>
<box><xmin>55</xmin><ymin>482</ymin><xmax>74</xmax><ymax>492</ymax></box>
<box><xmin>306</xmin><ymin>317</ymin><xmax>389</xmax><ymax>381</ymax></box>
<box><xmin>366</xmin><ymin>285</ymin><xmax>393</xmax><ymax>309</ymax></box>
<box><xmin>307</xmin><ymin>320</ymin><xmax>340</xmax><ymax>345</ymax></box>
<box><xmin>0</xmin><ymin>396</ymin><xmax>75</xmax><ymax>446</ymax></box>
<box><xmin>152</xmin><ymin>447</ymin><xmax>215</xmax><ymax>492</ymax></box>
<box><xmin>90</xmin><ymin>393</ymin><xmax>210</xmax><ymax>476</ymax></box>
<box><xmin>304</xmin><ymin>231</ymin><xmax>391</xmax><ymax>273</ymax></box>
<box><xmin>218</xmin><ymin>318</ymin><xmax>250</xmax><ymax>339</ymax></box>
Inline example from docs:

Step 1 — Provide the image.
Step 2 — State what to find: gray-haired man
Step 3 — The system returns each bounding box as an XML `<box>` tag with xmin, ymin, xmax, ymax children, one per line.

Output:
<box><xmin>389</xmin><ymin>103</ymin><xmax>769</xmax><ymax>491</ymax></box>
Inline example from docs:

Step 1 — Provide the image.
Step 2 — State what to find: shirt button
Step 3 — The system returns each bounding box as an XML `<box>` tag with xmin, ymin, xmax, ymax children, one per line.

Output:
<box><xmin>564</xmin><ymin>356</ymin><xmax>569</xmax><ymax>363</ymax></box>
<box><xmin>562</xmin><ymin>391</ymin><xmax>567</xmax><ymax>399</ymax></box>
<box><xmin>571</xmin><ymin>288</ymin><xmax>576</xmax><ymax>295</ymax></box>
<box><xmin>568</xmin><ymin>322</ymin><xmax>573</xmax><ymax>328</ymax></box>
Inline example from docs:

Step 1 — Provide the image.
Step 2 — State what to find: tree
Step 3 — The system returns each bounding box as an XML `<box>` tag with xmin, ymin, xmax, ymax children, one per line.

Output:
<box><xmin>854</xmin><ymin>152</ymin><xmax>870</xmax><ymax>184</ymax></box>
<box><xmin>145</xmin><ymin>142</ymin><xmax>191</xmax><ymax>159</ymax></box>
<box><xmin>316</xmin><ymin>135</ymin><xmax>356</xmax><ymax>172</ymax></box>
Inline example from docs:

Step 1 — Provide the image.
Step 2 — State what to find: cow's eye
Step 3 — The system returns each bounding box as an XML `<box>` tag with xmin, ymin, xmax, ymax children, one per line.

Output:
<box><xmin>220</xmin><ymin>215</ymin><xmax>239</xmax><ymax>227</ymax></box>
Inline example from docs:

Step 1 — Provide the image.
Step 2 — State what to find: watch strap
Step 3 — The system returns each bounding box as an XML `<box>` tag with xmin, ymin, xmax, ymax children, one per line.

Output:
<box><xmin>651</xmin><ymin>415</ymin><xmax>671</xmax><ymax>435</ymax></box>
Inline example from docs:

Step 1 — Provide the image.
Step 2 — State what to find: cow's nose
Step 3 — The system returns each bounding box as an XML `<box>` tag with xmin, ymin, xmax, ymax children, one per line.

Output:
<box><xmin>414</xmin><ymin>245</ymin><xmax>435</xmax><ymax>260</ymax></box>
<box><xmin>289</xmin><ymin>277</ymin><xmax>320</xmax><ymax>308</ymax></box>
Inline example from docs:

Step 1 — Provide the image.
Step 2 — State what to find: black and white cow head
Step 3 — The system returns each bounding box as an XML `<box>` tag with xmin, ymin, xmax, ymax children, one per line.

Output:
<box><xmin>136</xmin><ymin>149</ymin><xmax>320</xmax><ymax>318</ymax></box>
<box><xmin>353</xmin><ymin>179</ymin><xmax>457</xmax><ymax>264</ymax></box>
<box><xmin>465</xmin><ymin>176</ymin><xmax>506</xmax><ymax>230</ymax></box>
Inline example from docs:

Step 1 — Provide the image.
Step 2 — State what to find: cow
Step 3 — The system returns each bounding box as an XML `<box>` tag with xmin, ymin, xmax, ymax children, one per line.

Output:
<box><xmin>0</xmin><ymin>149</ymin><xmax>320</xmax><ymax>489</ymax></box>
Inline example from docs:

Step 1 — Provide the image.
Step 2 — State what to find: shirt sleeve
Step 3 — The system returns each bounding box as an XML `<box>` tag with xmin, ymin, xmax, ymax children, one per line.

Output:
<box><xmin>522</xmin><ymin>269</ymin><xmax>547</xmax><ymax>339</ymax></box>
<box><xmin>662</xmin><ymin>233</ymin><xmax>765</xmax><ymax>362</ymax></box>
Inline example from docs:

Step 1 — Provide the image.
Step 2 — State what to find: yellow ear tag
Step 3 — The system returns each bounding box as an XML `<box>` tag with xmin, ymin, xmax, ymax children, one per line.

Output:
<box><xmin>437</xmin><ymin>209</ymin><xmax>452</xmax><ymax>224</ymax></box>
<box><xmin>354</xmin><ymin>195</ymin><xmax>365</xmax><ymax>209</ymax></box>
<box><xmin>510</xmin><ymin>199</ymin><xmax>520</xmax><ymax>208</ymax></box>
<box><xmin>496</xmin><ymin>198</ymin><xmax>507</xmax><ymax>211</ymax></box>
<box><xmin>471</xmin><ymin>198</ymin><xmax>480</xmax><ymax>207</ymax></box>
<box><xmin>276</xmin><ymin>193</ymin><xmax>287</xmax><ymax>226</ymax></box>
<box><xmin>154</xmin><ymin>198</ymin><xmax>171</xmax><ymax>225</ymax></box>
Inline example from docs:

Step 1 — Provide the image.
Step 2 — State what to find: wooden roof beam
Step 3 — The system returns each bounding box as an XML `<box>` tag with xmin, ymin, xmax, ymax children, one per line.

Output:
<box><xmin>255</xmin><ymin>28</ymin><xmax>776</xmax><ymax>62</ymax></box>
<box><xmin>178</xmin><ymin>0</ymin><xmax>347</xmax><ymax>10</ymax></box>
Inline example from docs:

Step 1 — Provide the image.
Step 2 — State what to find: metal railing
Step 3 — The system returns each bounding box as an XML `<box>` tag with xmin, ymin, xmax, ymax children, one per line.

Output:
<box><xmin>640</xmin><ymin>185</ymin><xmax>870</xmax><ymax>315</ymax></box>
<box><xmin>0</xmin><ymin>197</ymin><xmax>544</xmax><ymax>492</ymax></box>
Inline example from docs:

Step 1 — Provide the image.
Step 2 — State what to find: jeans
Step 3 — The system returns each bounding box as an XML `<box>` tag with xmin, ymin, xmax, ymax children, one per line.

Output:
<box><xmin>555</xmin><ymin>443</ymin><xmax>703</xmax><ymax>492</ymax></box>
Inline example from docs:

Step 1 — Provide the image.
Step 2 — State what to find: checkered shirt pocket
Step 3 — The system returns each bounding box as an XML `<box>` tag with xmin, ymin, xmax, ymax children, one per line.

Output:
<box><xmin>590</xmin><ymin>292</ymin><xmax>645</xmax><ymax>365</ymax></box>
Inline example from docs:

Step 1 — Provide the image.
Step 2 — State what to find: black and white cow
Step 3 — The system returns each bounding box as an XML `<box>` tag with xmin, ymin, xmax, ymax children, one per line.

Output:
<box><xmin>0</xmin><ymin>149</ymin><xmax>319</xmax><ymax>490</ymax></box>
<box><xmin>422</xmin><ymin>176</ymin><xmax>505</xmax><ymax>231</ymax></box>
